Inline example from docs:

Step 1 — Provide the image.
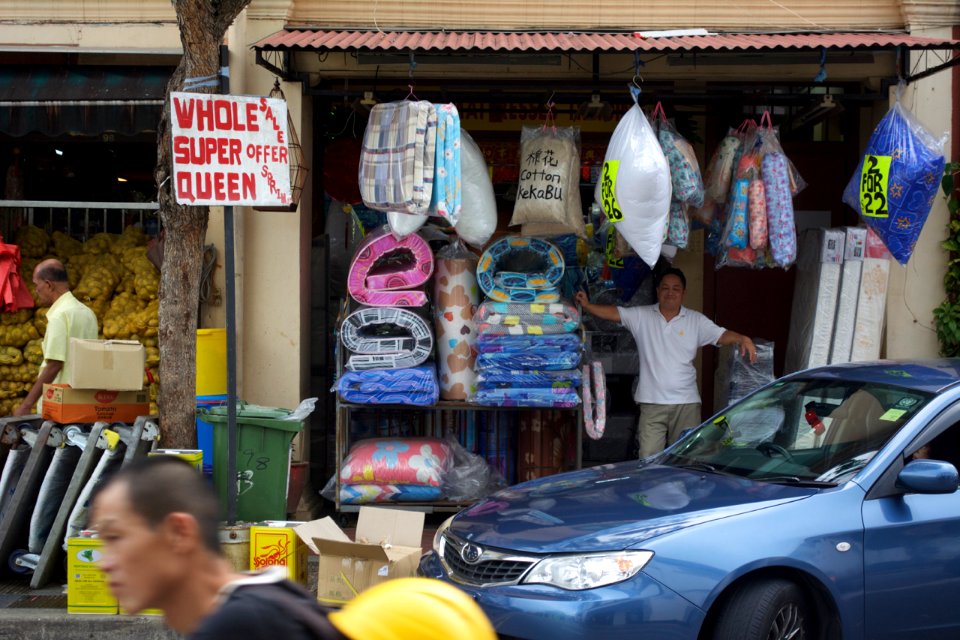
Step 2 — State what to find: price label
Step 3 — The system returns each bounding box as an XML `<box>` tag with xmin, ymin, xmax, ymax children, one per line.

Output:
<box><xmin>600</xmin><ymin>161</ymin><xmax>624</xmax><ymax>223</ymax></box>
<box><xmin>859</xmin><ymin>154</ymin><xmax>891</xmax><ymax>218</ymax></box>
<box><xmin>606</xmin><ymin>225</ymin><xmax>623</xmax><ymax>269</ymax></box>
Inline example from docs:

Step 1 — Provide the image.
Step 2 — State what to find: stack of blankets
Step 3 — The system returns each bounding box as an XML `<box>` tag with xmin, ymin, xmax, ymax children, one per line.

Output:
<box><xmin>336</xmin><ymin>227</ymin><xmax>439</xmax><ymax>406</ymax></box>
<box><xmin>472</xmin><ymin>236</ymin><xmax>583</xmax><ymax>407</ymax></box>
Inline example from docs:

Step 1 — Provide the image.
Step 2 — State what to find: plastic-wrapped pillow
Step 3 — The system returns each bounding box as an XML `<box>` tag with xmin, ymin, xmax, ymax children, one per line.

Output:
<box><xmin>594</xmin><ymin>98</ymin><xmax>672</xmax><ymax>268</ymax></box>
<box><xmin>842</xmin><ymin>99</ymin><xmax>946</xmax><ymax>265</ymax></box>
<box><xmin>454</xmin><ymin>130</ymin><xmax>497</xmax><ymax>247</ymax></box>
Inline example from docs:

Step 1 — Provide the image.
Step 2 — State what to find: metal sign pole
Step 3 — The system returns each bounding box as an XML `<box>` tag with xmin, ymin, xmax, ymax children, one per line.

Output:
<box><xmin>219</xmin><ymin>44</ymin><xmax>238</xmax><ymax>526</ymax></box>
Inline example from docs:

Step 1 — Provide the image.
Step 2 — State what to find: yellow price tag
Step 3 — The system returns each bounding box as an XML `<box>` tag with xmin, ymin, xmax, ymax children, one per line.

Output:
<box><xmin>880</xmin><ymin>408</ymin><xmax>907</xmax><ymax>422</ymax></box>
<box><xmin>504</xmin><ymin>315</ymin><xmax>520</xmax><ymax>326</ymax></box>
<box><xmin>859</xmin><ymin>154</ymin><xmax>891</xmax><ymax>218</ymax></box>
<box><xmin>528</xmin><ymin>326</ymin><xmax>543</xmax><ymax>335</ymax></box>
<box><xmin>530</xmin><ymin>304</ymin><xmax>545</xmax><ymax>313</ymax></box>
<box><xmin>600</xmin><ymin>160</ymin><xmax>625</xmax><ymax>223</ymax></box>
<box><xmin>605</xmin><ymin>225</ymin><xmax>623</xmax><ymax>269</ymax></box>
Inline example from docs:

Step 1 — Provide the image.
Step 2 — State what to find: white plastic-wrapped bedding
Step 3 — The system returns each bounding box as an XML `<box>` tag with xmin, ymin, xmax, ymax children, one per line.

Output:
<box><xmin>828</xmin><ymin>227</ymin><xmax>867</xmax><ymax>364</ymax></box>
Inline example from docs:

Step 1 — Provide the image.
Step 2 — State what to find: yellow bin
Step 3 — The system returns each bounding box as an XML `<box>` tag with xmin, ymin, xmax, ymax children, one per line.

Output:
<box><xmin>196</xmin><ymin>328</ymin><xmax>227</xmax><ymax>396</ymax></box>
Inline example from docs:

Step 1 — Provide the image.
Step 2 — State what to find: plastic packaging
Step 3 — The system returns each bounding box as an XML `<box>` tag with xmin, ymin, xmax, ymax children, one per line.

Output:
<box><xmin>703</xmin><ymin>129</ymin><xmax>742</xmax><ymax>205</ymax></box>
<box><xmin>441</xmin><ymin>437</ymin><xmax>507</xmax><ymax>502</ymax></box>
<box><xmin>841</xmin><ymin>96</ymin><xmax>947</xmax><ymax>265</ymax></box>
<box><xmin>454</xmin><ymin>130</ymin><xmax>497</xmax><ymax>247</ymax></box>
<box><xmin>359</xmin><ymin>100</ymin><xmax>437</xmax><ymax>215</ymax></box>
<box><xmin>476</xmin><ymin>350</ymin><xmax>581</xmax><ymax>371</ymax></box>
<box><xmin>748</xmin><ymin>179</ymin><xmax>768</xmax><ymax>250</ymax></box>
<box><xmin>336</xmin><ymin>366</ymin><xmax>440</xmax><ymax>406</ymax></box>
<box><xmin>594</xmin><ymin>92</ymin><xmax>672</xmax><ymax>268</ymax></box>
<box><xmin>473</xmin><ymin>299</ymin><xmax>580</xmax><ymax>335</ymax></box>
<box><xmin>473</xmin><ymin>386</ymin><xmax>581</xmax><ymax>408</ymax></box>
<box><xmin>511</xmin><ymin>125</ymin><xmax>582</xmax><ymax>228</ymax></box>
<box><xmin>476</xmin><ymin>333</ymin><xmax>582</xmax><ymax>354</ymax></box>
<box><xmin>476</xmin><ymin>236</ymin><xmax>564</xmax><ymax>303</ymax></box>
<box><xmin>727</xmin><ymin>338</ymin><xmax>774</xmax><ymax>405</ymax></box>
<box><xmin>429</xmin><ymin>103</ymin><xmax>462</xmax><ymax>225</ymax></box>
<box><xmin>339</xmin><ymin>437</ymin><xmax>453</xmax><ymax>487</ymax></box>
<box><xmin>434</xmin><ymin>240</ymin><xmax>479</xmax><ymax>401</ymax></box>
<box><xmin>387</xmin><ymin>210</ymin><xmax>428</xmax><ymax>238</ymax></box>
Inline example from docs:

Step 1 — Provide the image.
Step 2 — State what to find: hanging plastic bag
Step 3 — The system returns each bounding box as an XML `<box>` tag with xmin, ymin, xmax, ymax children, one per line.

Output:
<box><xmin>387</xmin><ymin>210</ymin><xmax>428</xmax><ymax>238</ymax></box>
<box><xmin>454</xmin><ymin>129</ymin><xmax>497</xmax><ymax>247</ymax></box>
<box><xmin>841</xmin><ymin>92</ymin><xmax>946</xmax><ymax>265</ymax></box>
<box><xmin>755</xmin><ymin>115</ymin><xmax>799</xmax><ymax>268</ymax></box>
<box><xmin>756</xmin><ymin>112</ymin><xmax>807</xmax><ymax>195</ymax></box>
<box><xmin>594</xmin><ymin>89</ymin><xmax>672</xmax><ymax>268</ymax></box>
<box><xmin>703</xmin><ymin>129</ymin><xmax>742</xmax><ymax>206</ymax></box>
<box><xmin>666</xmin><ymin>200</ymin><xmax>690</xmax><ymax>249</ymax></box>
<box><xmin>722</xmin><ymin>178</ymin><xmax>750</xmax><ymax>249</ymax></box>
<box><xmin>510</xmin><ymin>123</ymin><xmax>582</xmax><ymax>228</ymax></box>
<box><xmin>359</xmin><ymin>100</ymin><xmax>438</xmax><ymax>215</ymax></box>
<box><xmin>651</xmin><ymin>103</ymin><xmax>704</xmax><ymax>207</ymax></box>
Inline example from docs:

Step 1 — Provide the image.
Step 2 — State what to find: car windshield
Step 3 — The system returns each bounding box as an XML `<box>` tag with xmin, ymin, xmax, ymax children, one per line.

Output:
<box><xmin>661</xmin><ymin>378</ymin><xmax>934</xmax><ymax>485</ymax></box>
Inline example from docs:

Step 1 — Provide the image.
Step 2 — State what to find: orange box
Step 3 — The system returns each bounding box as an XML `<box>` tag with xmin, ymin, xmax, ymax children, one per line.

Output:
<box><xmin>42</xmin><ymin>384</ymin><xmax>150</xmax><ymax>424</ymax></box>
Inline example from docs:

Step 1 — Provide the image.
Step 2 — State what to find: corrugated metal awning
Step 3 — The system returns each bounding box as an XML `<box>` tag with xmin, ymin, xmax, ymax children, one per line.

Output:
<box><xmin>254</xmin><ymin>29</ymin><xmax>960</xmax><ymax>54</ymax></box>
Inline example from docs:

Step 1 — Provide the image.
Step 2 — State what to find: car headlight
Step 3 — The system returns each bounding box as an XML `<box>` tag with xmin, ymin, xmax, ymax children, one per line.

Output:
<box><xmin>522</xmin><ymin>551</ymin><xmax>654</xmax><ymax>590</ymax></box>
<box><xmin>433</xmin><ymin>515</ymin><xmax>455</xmax><ymax>556</ymax></box>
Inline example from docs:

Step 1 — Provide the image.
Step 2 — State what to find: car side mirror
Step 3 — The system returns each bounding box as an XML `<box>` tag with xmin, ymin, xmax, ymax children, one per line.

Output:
<box><xmin>897</xmin><ymin>459</ymin><xmax>960</xmax><ymax>494</ymax></box>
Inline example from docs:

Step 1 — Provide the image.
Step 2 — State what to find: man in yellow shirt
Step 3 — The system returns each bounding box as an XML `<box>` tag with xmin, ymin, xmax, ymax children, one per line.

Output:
<box><xmin>14</xmin><ymin>258</ymin><xmax>98</xmax><ymax>416</ymax></box>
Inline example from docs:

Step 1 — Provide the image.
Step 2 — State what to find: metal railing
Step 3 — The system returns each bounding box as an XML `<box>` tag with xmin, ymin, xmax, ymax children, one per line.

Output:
<box><xmin>0</xmin><ymin>200</ymin><xmax>160</xmax><ymax>241</ymax></box>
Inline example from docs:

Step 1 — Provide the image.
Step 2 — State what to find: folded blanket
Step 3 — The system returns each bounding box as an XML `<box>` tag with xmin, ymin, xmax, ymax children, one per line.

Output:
<box><xmin>477</xmin><ymin>368</ymin><xmax>582</xmax><ymax>389</ymax></box>
<box><xmin>474</xmin><ymin>387</ymin><xmax>581</xmax><ymax>408</ymax></box>
<box><xmin>475</xmin><ymin>300</ymin><xmax>580</xmax><ymax>335</ymax></box>
<box><xmin>477</xmin><ymin>236</ymin><xmax>564</xmax><ymax>303</ymax></box>
<box><xmin>360</xmin><ymin>100</ymin><xmax>437</xmax><ymax>215</ymax></box>
<box><xmin>340</xmin><ymin>306</ymin><xmax>434</xmax><ymax>371</ymax></box>
<box><xmin>476</xmin><ymin>350</ymin><xmax>581</xmax><ymax>371</ymax></box>
<box><xmin>347</xmin><ymin>227</ymin><xmax>434</xmax><ymax>307</ymax></box>
<box><xmin>476</xmin><ymin>333</ymin><xmax>582</xmax><ymax>354</ymax></box>
<box><xmin>340</xmin><ymin>483</ymin><xmax>444</xmax><ymax>504</ymax></box>
<box><xmin>337</xmin><ymin>366</ymin><xmax>439</xmax><ymax>406</ymax></box>
<box><xmin>429</xmin><ymin>104</ymin><xmax>462</xmax><ymax>225</ymax></box>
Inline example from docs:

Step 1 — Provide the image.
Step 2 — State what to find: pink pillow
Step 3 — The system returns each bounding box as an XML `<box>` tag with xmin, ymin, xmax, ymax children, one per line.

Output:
<box><xmin>340</xmin><ymin>438</ymin><xmax>452</xmax><ymax>487</ymax></box>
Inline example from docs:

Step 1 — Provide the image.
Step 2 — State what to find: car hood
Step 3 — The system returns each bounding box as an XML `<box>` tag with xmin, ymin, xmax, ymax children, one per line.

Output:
<box><xmin>448</xmin><ymin>462</ymin><xmax>814</xmax><ymax>553</ymax></box>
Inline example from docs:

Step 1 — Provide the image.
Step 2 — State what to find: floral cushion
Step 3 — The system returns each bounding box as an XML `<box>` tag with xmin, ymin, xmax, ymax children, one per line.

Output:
<box><xmin>339</xmin><ymin>438</ymin><xmax>452</xmax><ymax>487</ymax></box>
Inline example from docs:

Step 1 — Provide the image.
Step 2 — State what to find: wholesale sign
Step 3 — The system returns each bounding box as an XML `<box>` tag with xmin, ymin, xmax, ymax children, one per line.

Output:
<box><xmin>170</xmin><ymin>92</ymin><xmax>291</xmax><ymax>207</ymax></box>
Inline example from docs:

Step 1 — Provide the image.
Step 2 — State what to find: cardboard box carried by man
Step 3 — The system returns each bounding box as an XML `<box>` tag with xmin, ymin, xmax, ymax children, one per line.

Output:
<box><xmin>41</xmin><ymin>338</ymin><xmax>148</xmax><ymax>423</ymax></box>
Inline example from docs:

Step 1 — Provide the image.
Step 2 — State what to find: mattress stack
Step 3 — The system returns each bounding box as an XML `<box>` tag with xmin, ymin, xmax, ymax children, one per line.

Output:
<box><xmin>472</xmin><ymin>236</ymin><xmax>583</xmax><ymax>407</ymax></box>
<box><xmin>336</xmin><ymin>227</ymin><xmax>439</xmax><ymax>406</ymax></box>
<box><xmin>785</xmin><ymin>228</ymin><xmax>845</xmax><ymax>374</ymax></box>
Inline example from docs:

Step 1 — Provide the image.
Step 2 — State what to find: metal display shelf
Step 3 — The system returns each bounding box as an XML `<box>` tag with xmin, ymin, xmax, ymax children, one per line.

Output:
<box><xmin>333</xmin><ymin>298</ymin><xmax>584</xmax><ymax>517</ymax></box>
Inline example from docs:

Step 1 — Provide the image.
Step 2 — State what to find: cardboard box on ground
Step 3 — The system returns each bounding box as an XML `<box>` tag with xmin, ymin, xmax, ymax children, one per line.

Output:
<box><xmin>277</xmin><ymin>507</ymin><xmax>426</xmax><ymax>606</ymax></box>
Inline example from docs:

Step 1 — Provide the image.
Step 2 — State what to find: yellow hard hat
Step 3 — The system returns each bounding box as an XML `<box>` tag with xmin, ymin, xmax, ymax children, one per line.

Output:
<box><xmin>329</xmin><ymin>577</ymin><xmax>497</xmax><ymax>640</ymax></box>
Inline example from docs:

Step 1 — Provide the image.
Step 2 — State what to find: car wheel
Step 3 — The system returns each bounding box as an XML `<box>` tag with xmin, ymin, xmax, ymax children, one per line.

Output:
<box><xmin>712</xmin><ymin>578</ymin><xmax>810</xmax><ymax>640</ymax></box>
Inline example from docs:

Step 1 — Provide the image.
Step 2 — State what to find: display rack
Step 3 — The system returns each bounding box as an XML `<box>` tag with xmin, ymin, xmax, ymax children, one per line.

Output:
<box><xmin>333</xmin><ymin>299</ymin><xmax>584</xmax><ymax>518</ymax></box>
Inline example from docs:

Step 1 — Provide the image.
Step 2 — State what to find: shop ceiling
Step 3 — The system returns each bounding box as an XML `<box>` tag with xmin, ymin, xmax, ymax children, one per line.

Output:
<box><xmin>254</xmin><ymin>29</ymin><xmax>960</xmax><ymax>108</ymax></box>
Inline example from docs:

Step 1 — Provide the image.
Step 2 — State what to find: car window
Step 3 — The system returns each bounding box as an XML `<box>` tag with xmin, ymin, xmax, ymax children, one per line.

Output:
<box><xmin>662</xmin><ymin>378</ymin><xmax>934</xmax><ymax>484</ymax></box>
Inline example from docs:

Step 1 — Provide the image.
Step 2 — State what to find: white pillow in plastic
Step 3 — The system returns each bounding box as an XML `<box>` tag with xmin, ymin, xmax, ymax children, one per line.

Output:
<box><xmin>454</xmin><ymin>130</ymin><xmax>497</xmax><ymax>247</ymax></box>
<box><xmin>594</xmin><ymin>104</ymin><xmax>672</xmax><ymax>267</ymax></box>
<box><xmin>388</xmin><ymin>210</ymin><xmax>428</xmax><ymax>238</ymax></box>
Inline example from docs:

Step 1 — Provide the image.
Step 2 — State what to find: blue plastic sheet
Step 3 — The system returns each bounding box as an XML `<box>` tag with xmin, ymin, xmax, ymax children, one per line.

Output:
<box><xmin>337</xmin><ymin>365</ymin><xmax>439</xmax><ymax>406</ymax></box>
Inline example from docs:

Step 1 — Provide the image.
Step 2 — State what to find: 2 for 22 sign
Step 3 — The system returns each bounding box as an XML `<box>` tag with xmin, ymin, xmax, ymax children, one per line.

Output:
<box><xmin>171</xmin><ymin>92</ymin><xmax>292</xmax><ymax>207</ymax></box>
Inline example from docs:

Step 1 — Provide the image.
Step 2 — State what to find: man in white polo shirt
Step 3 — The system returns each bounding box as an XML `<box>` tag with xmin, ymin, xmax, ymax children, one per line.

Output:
<box><xmin>576</xmin><ymin>267</ymin><xmax>756</xmax><ymax>458</ymax></box>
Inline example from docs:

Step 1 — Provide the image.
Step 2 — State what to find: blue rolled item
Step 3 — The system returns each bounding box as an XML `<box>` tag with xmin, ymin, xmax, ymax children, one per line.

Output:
<box><xmin>473</xmin><ymin>387</ymin><xmax>581</xmax><ymax>408</ymax></box>
<box><xmin>476</xmin><ymin>236</ymin><xmax>565</xmax><ymax>303</ymax></box>
<box><xmin>337</xmin><ymin>365</ymin><xmax>439</xmax><ymax>406</ymax></box>
<box><xmin>476</xmin><ymin>349</ymin><xmax>582</xmax><ymax>371</ymax></box>
<box><xmin>477</xmin><ymin>368</ymin><xmax>582</xmax><ymax>389</ymax></box>
<box><xmin>476</xmin><ymin>333</ymin><xmax>582</xmax><ymax>354</ymax></box>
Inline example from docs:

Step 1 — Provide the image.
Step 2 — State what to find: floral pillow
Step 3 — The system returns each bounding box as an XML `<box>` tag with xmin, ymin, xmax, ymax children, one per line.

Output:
<box><xmin>339</xmin><ymin>438</ymin><xmax>452</xmax><ymax>487</ymax></box>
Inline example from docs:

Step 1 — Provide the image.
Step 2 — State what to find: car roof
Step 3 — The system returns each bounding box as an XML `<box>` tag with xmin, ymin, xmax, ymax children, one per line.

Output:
<box><xmin>794</xmin><ymin>359</ymin><xmax>960</xmax><ymax>395</ymax></box>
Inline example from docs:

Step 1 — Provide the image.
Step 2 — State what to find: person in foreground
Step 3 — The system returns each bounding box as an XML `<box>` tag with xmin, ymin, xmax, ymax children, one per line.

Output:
<box><xmin>576</xmin><ymin>267</ymin><xmax>757</xmax><ymax>458</ymax></box>
<box><xmin>90</xmin><ymin>456</ymin><xmax>496</xmax><ymax>640</ymax></box>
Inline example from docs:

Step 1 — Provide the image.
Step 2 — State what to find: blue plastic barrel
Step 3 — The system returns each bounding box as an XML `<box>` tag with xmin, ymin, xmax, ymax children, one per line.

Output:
<box><xmin>196</xmin><ymin>394</ymin><xmax>227</xmax><ymax>478</ymax></box>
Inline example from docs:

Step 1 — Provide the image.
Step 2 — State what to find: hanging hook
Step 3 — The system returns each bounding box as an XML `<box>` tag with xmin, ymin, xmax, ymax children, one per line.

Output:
<box><xmin>406</xmin><ymin>53</ymin><xmax>419</xmax><ymax>101</ymax></box>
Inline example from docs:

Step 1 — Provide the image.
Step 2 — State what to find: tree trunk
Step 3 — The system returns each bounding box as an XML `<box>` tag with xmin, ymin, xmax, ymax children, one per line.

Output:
<box><xmin>156</xmin><ymin>0</ymin><xmax>251</xmax><ymax>448</ymax></box>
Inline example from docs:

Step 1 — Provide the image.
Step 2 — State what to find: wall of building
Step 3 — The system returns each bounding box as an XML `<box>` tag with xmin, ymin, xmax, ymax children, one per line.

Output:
<box><xmin>884</xmin><ymin>26</ymin><xmax>955</xmax><ymax>359</ymax></box>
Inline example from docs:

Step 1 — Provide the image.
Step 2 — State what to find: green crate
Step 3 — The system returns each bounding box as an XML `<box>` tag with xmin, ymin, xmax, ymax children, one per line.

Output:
<box><xmin>198</xmin><ymin>403</ymin><xmax>302</xmax><ymax>522</ymax></box>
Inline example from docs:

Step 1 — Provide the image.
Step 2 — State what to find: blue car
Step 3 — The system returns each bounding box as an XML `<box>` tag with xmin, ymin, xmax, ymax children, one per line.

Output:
<box><xmin>419</xmin><ymin>360</ymin><xmax>960</xmax><ymax>639</ymax></box>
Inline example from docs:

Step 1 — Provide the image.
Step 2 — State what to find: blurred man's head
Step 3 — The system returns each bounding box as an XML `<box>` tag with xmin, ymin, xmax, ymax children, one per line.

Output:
<box><xmin>90</xmin><ymin>456</ymin><xmax>222</xmax><ymax>615</ymax></box>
